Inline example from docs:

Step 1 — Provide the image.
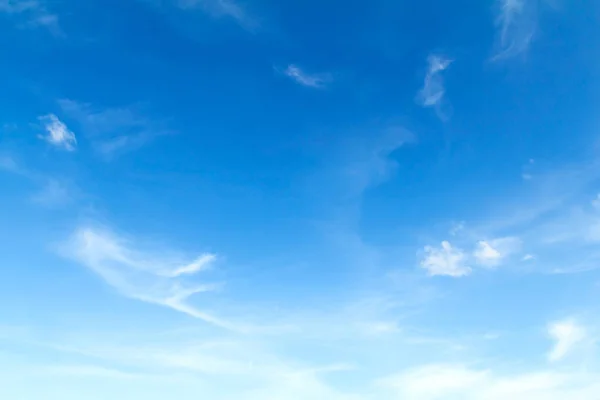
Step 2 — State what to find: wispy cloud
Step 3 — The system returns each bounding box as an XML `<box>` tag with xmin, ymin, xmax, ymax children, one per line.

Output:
<box><xmin>547</xmin><ymin>319</ymin><xmax>586</xmax><ymax>362</ymax></box>
<box><xmin>379</xmin><ymin>363</ymin><xmax>600</xmax><ymax>400</ymax></box>
<box><xmin>417</xmin><ymin>55</ymin><xmax>452</xmax><ymax>120</ymax></box>
<box><xmin>176</xmin><ymin>0</ymin><xmax>257</xmax><ymax>30</ymax></box>
<box><xmin>281</xmin><ymin>65</ymin><xmax>332</xmax><ymax>89</ymax></box>
<box><xmin>420</xmin><ymin>241</ymin><xmax>471</xmax><ymax>277</ymax></box>
<box><xmin>60</xmin><ymin>225</ymin><xmax>233</xmax><ymax>329</ymax></box>
<box><xmin>492</xmin><ymin>0</ymin><xmax>537</xmax><ymax>60</ymax></box>
<box><xmin>58</xmin><ymin>99</ymin><xmax>170</xmax><ymax>157</ymax></box>
<box><xmin>0</xmin><ymin>0</ymin><xmax>60</xmax><ymax>34</ymax></box>
<box><xmin>38</xmin><ymin>114</ymin><xmax>77</xmax><ymax>151</ymax></box>
<box><xmin>0</xmin><ymin>154</ymin><xmax>19</xmax><ymax>173</ymax></box>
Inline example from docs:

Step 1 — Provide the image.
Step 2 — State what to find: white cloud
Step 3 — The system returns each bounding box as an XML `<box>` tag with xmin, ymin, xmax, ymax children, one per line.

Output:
<box><xmin>547</xmin><ymin>319</ymin><xmax>586</xmax><ymax>362</ymax></box>
<box><xmin>61</xmin><ymin>226</ymin><xmax>233</xmax><ymax>329</ymax></box>
<box><xmin>417</xmin><ymin>55</ymin><xmax>452</xmax><ymax>119</ymax></box>
<box><xmin>493</xmin><ymin>0</ymin><xmax>537</xmax><ymax>60</ymax></box>
<box><xmin>420</xmin><ymin>241</ymin><xmax>471</xmax><ymax>277</ymax></box>
<box><xmin>282</xmin><ymin>65</ymin><xmax>331</xmax><ymax>89</ymax></box>
<box><xmin>473</xmin><ymin>237</ymin><xmax>521</xmax><ymax>267</ymax></box>
<box><xmin>38</xmin><ymin>114</ymin><xmax>77</xmax><ymax>151</ymax></box>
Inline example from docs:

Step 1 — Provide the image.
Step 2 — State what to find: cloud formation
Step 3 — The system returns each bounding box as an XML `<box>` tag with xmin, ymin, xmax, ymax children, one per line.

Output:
<box><xmin>493</xmin><ymin>0</ymin><xmax>537</xmax><ymax>59</ymax></box>
<box><xmin>420</xmin><ymin>241</ymin><xmax>471</xmax><ymax>277</ymax></box>
<box><xmin>547</xmin><ymin>319</ymin><xmax>586</xmax><ymax>362</ymax></box>
<box><xmin>282</xmin><ymin>65</ymin><xmax>331</xmax><ymax>89</ymax></box>
<box><xmin>417</xmin><ymin>55</ymin><xmax>452</xmax><ymax>119</ymax></box>
<box><xmin>58</xmin><ymin>99</ymin><xmax>169</xmax><ymax>157</ymax></box>
<box><xmin>38</xmin><ymin>114</ymin><xmax>77</xmax><ymax>151</ymax></box>
<box><xmin>61</xmin><ymin>226</ymin><xmax>231</xmax><ymax>328</ymax></box>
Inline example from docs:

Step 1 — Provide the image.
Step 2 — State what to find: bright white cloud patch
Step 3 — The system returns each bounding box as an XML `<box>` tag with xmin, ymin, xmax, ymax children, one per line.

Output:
<box><xmin>38</xmin><ymin>114</ymin><xmax>77</xmax><ymax>151</ymax></box>
<box><xmin>473</xmin><ymin>237</ymin><xmax>521</xmax><ymax>267</ymax></box>
<box><xmin>61</xmin><ymin>226</ymin><xmax>232</xmax><ymax>328</ymax></box>
<box><xmin>283</xmin><ymin>64</ymin><xmax>331</xmax><ymax>89</ymax></box>
<box><xmin>420</xmin><ymin>241</ymin><xmax>471</xmax><ymax>277</ymax></box>
<box><xmin>547</xmin><ymin>319</ymin><xmax>586</xmax><ymax>362</ymax></box>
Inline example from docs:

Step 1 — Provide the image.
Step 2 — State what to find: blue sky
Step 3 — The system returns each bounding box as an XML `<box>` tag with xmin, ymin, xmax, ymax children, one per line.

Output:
<box><xmin>1</xmin><ymin>0</ymin><xmax>600</xmax><ymax>398</ymax></box>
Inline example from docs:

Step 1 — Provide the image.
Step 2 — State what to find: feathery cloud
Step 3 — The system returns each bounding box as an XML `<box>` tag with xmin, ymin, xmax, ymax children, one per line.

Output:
<box><xmin>493</xmin><ymin>0</ymin><xmax>537</xmax><ymax>60</ymax></box>
<box><xmin>547</xmin><ymin>319</ymin><xmax>586</xmax><ymax>362</ymax></box>
<box><xmin>282</xmin><ymin>65</ymin><xmax>331</xmax><ymax>89</ymax></box>
<box><xmin>420</xmin><ymin>241</ymin><xmax>471</xmax><ymax>277</ymax></box>
<box><xmin>417</xmin><ymin>55</ymin><xmax>452</xmax><ymax>119</ymax></box>
<box><xmin>38</xmin><ymin>114</ymin><xmax>77</xmax><ymax>151</ymax></box>
<box><xmin>61</xmin><ymin>226</ymin><xmax>232</xmax><ymax>328</ymax></box>
<box><xmin>58</xmin><ymin>99</ymin><xmax>169</xmax><ymax>157</ymax></box>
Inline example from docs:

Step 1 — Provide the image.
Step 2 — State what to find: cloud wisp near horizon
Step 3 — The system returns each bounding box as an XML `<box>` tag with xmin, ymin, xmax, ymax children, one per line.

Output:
<box><xmin>1</xmin><ymin>0</ymin><xmax>600</xmax><ymax>399</ymax></box>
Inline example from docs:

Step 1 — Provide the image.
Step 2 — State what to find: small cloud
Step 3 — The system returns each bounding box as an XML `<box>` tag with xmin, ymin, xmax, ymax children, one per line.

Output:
<box><xmin>38</xmin><ymin>114</ymin><xmax>77</xmax><ymax>151</ymax></box>
<box><xmin>492</xmin><ymin>0</ymin><xmax>537</xmax><ymax>60</ymax></box>
<box><xmin>281</xmin><ymin>64</ymin><xmax>331</xmax><ymax>89</ymax></box>
<box><xmin>420</xmin><ymin>241</ymin><xmax>471</xmax><ymax>277</ymax></box>
<box><xmin>417</xmin><ymin>55</ymin><xmax>453</xmax><ymax>120</ymax></box>
<box><xmin>449</xmin><ymin>221</ymin><xmax>465</xmax><ymax>236</ymax></box>
<box><xmin>522</xmin><ymin>173</ymin><xmax>533</xmax><ymax>180</ymax></box>
<box><xmin>522</xmin><ymin>254</ymin><xmax>535</xmax><ymax>261</ymax></box>
<box><xmin>547</xmin><ymin>319</ymin><xmax>586</xmax><ymax>362</ymax></box>
<box><xmin>473</xmin><ymin>237</ymin><xmax>521</xmax><ymax>267</ymax></box>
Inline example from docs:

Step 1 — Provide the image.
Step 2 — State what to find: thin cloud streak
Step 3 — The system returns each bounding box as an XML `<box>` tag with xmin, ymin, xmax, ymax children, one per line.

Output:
<box><xmin>282</xmin><ymin>65</ymin><xmax>331</xmax><ymax>89</ymax></box>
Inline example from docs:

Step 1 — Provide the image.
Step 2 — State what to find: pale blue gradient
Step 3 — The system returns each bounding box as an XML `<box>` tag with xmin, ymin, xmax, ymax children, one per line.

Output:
<box><xmin>1</xmin><ymin>0</ymin><xmax>600</xmax><ymax>399</ymax></box>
